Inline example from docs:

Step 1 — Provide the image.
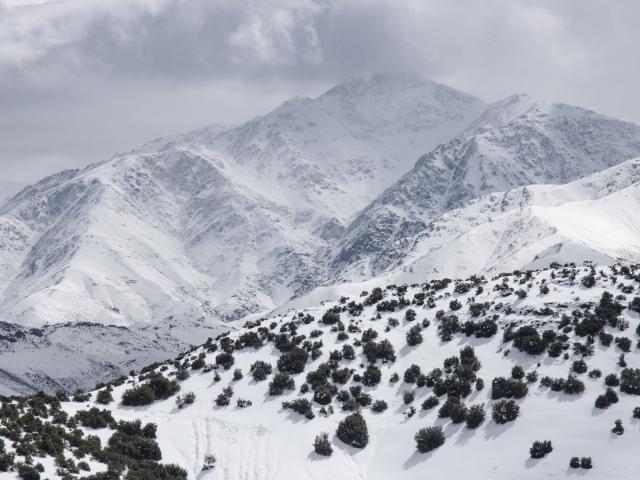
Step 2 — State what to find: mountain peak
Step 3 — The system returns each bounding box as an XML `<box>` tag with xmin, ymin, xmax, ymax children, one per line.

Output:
<box><xmin>467</xmin><ymin>93</ymin><xmax>543</xmax><ymax>134</ymax></box>
<box><xmin>321</xmin><ymin>72</ymin><xmax>473</xmax><ymax>102</ymax></box>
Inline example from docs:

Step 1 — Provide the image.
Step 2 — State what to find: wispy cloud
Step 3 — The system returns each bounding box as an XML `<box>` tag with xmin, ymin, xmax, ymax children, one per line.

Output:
<box><xmin>1</xmin><ymin>0</ymin><xmax>639</xmax><ymax>182</ymax></box>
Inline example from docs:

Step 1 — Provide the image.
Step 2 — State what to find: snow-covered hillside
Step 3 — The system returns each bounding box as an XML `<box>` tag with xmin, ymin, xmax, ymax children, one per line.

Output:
<box><xmin>390</xmin><ymin>158</ymin><xmax>640</xmax><ymax>283</ymax></box>
<box><xmin>334</xmin><ymin>95</ymin><xmax>640</xmax><ymax>277</ymax></box>
<box><xmin>2</xmin><ymin>263</ymin><xmax>640</xmax><ymax>479</ymax></box>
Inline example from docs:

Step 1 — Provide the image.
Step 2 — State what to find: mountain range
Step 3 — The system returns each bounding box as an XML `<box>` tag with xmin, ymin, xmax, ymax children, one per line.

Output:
<box><xmin>1</xmin><ymin>73</ymin><xmax>640</xmax><ymax>394</ymax></box>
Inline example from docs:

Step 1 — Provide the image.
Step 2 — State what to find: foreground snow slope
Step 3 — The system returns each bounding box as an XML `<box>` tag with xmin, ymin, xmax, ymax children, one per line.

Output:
<box><xmin>3</xmin><ymin>263</ymin><xmax>640</xmax><ymax>479</ymax></box>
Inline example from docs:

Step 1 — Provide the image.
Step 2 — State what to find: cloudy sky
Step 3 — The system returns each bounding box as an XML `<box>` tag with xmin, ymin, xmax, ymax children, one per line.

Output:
<box><xmin>1</xmin><ymin>0</ymin><xmax>639</xmax><ymax>183</ymax></box>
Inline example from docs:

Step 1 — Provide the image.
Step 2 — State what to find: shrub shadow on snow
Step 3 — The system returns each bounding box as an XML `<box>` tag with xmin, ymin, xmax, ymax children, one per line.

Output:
<box><xmin>444</xmin><ymin>421</ymin><xmax>464</xmax><ymax>437</ymax></box>
<box><xmin>452</xmin><ymin>335</ymin><xmax>494</xmax><ymax>349</ymax></box>
<box><xmin>283</xmin><ymin>411</ymin><xmax>310</xmax><ymax>424</ymax></box>
<box><xmin>482</xmin><ymin>420</ymin><xmax>515</xmax><ymax>440</ymax></box>
<box><xmin>332</xmin><ymin>434</ymin><xmax>365</xmax><ymax>456</ymax></box>
<box><xmin>402</xmin><ymin>447</ymin><xmax>438</xmax><ymax>469</ymax></box>
<box><xmin>398</xmin><ymin>345</ymin><xmax>415</xmax><ymax>357</ymax></box>
<box><xmin>503</xmin><ymin>350</ymin><xmax>544</xmax><ymax>371</ymax></box>
<box><xmin>566</xmin><ymin>466</ymin><xmax>589</xmax><ymax>476</ymax></box>
<box><xmin>306</xmin><ymin>451</ymin><xmax>329</xmax><ymax>462</ymax></box>
<box><xmin>545</xmin><ymin>390</ymin><xmax>581</xmax><ymax>403</ymax></box>
<box><xmin>524</xmin><ymin>457</ymin><xmax>539</xmax><ymax>469</ymax></box>
<box><xmin>453</xmin><ymin>427</ymin><xmax>475</xmax><ymax>446</ymax></box>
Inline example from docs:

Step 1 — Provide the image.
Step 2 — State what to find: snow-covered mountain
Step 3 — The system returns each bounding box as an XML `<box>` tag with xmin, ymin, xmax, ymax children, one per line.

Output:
<box><xmin>0</xmin><ymin>74</ymin><xmax>486</xmax><ymax>394</ymax></box>
<box><xmin>145</xmin><ymin>73</ymin><xmax>486</xmax><ymax>224</ymax></box>
<box><xmin>392</xmin><ymin>158</ymin><xmax>640</xmax><ymax>282</ymax></box>
<box><xmin>0</xmin><ymin>74</ymin><xmax>484</xmax><ymax>328</ymax></box>
<box><xmin>334</xmin><ymin>95</ymin><xmax>640</xmax><ymax>277</ymax></box>
<box><xmin>4</xmin><ymin>262</ymin><xmax>640</xmax><ymax>480</ymax></box>
<box><xmin>3</xmin><ymin>75</ymin><xmax>640</xmax><ymax>396</ymax></box>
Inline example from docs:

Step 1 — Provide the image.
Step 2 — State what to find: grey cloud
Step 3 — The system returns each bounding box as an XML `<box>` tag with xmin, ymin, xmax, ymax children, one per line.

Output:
<box><xmin>1</xmin><ymin>0</ymin><xmax>640</xmax><ymax>183</ymax></box>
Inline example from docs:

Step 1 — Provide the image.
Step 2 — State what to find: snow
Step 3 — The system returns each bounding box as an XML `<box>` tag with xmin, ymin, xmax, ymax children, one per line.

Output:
<box><xmin>388</xmin><ymin>158</ymin><xmax>640</xmax><ymax>284</ymax></box>
<box><xmin>334</xmin><ymin>95</ymin><xmax>640</xmax><ymax>276</ymax></box>
<box><xmin>7</xmin><ymin>263</ymin><xmax>640</xmax><ymax>479</ymax></box>
<box><xmin>1</xmin><ymin>75</ymin><xmax>640</xmax><ymax>396</ymax></box>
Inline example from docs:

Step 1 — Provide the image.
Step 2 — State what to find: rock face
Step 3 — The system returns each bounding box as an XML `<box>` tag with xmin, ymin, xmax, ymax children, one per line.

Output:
<box><xmin>333</xmin><ymin>95</ymin><xmax>640</xmax><ymax>278</ymax></box>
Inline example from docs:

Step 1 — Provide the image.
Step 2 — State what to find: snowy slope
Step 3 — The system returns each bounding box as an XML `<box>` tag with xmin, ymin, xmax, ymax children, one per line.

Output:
<box><xmin>147</xmin><ymin>73</ymin><xmax>486</xmax><ymax>223</ymax></box>
<box><xmin>3</xmin><ymin>263</ymin><xmax>640</xmax><ymax>479</ymax></box>
<box><xmin>0</xmin><ymin>74</ymin><xmax>484</xmax><ymax>328</ymax></box>
<box><xmin>0</xmin><ymin>75</ymin><xmax>486</xmax><ymax>394</ymax></box>
<box><xmin>335</xmin><ymin>95</ymin><xmax>640</xmax><ymax>276</ymax></box>
<box><xmin>392</xmin><ymin>158</ymin><xmax>640</xmax><ymax>283</ymax></box>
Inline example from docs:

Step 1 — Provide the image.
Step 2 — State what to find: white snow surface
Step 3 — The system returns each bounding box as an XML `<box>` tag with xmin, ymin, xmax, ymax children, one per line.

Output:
<box><xmin>333</xmin><ymin>95</ymin><xmax>640</xmax><ymax>276</ymax></box>
<box><xmin>393</xmin><ymin>158</ymin><xmax>640</xmax><ymax>283</ymax></box>
<box><xmin>0</xmin><ymin>73</ymin><xmax>484</xmax><ymax>329</ymax></box>
<box><xmin>5</xmin><ymin>264</ymin><xmax>640</xmax><ymax>479</ymax></box>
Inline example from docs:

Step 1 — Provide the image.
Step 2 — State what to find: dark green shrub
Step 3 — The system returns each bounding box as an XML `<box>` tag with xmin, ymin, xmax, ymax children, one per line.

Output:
<box><xmin>415</xmin><ymin>426</ymin><xmax>445</xmax><ymax>453</ymax></box>
<box><xmin>268</xmin><ymin>373</ymin><xmax>295</xmax><ymax>395</ymax></box>
<box><xmin>530</xmin><ymin>440</ymin><xmax>553</xmax><ymax>459</ymax></box>
<box><xmin>492</xmin><ymin>399</ymin><xmax>519</xmax><ymax>424</ymax></box>
<box><xmin>336</xmin><ymin>413</ymin><xmax>369</xmax><ymax>449</ymax></box>
<box><xmin>250</xmin><ymin>361</ymin><xmax>272</xmax><ymax>381</ymax></box>
<box><xmin>313</xmin><ymin>432</ymin><xmax>332</xmax><ymax>456</ymax></box>
<box><xmin>277</xmin><ymin>347</ymin><xmax>309</xmax><ymax>374</ymax></box>
<box><xmin>465</xmin><ymin>404</ymin><xmax>485</xmax><ymax>429</ymax></box>
<box><xmin>422</xmin><ymin>396</ymin><xmax>439</xmax><ymax>410</ymax></box>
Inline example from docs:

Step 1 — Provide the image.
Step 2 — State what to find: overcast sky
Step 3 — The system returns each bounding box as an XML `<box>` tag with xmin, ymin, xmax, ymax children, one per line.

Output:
<box><xmin>1</xmin><ymin>0</ymin><xmax>639</xmax><ymax>183</ymax></box>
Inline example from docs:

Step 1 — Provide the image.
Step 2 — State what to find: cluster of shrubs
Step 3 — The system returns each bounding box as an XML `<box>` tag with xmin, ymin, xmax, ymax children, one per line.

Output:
<box><xmin>0</xmin><ymin>389</ymin><xmax>187</xmax><ymax>480</ymax></box>
<box><xmin>570</xmin><ymin>457</ymin><xmax>592</xmax><ymax>469</ymax></box>
<box><xmin>530</xmin><ymin>440</ymin><xmax>553</xmax><ymax>459</ymax></box>
<box><xmin>539</xmin><ymin>375</ymin><xmax>585</xmax><ymax>395</ymax></box>
<box><xmin>282</xmin><ymin>399</ymin><xmax>314</xmax><ymax>419</ymax></box>
<box><xmin>595</xmin><ymin>388</ymin><xmax>619</xmax><ymax>409</ymax></box>
<box><xmin>121</xmin><ymin>373</ymin><xmax>180</xmax><ymax>406</ymax></box>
